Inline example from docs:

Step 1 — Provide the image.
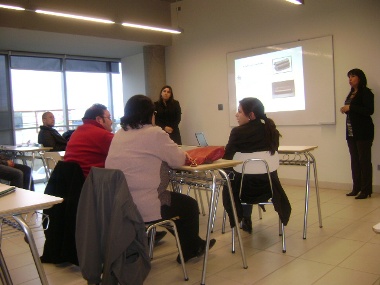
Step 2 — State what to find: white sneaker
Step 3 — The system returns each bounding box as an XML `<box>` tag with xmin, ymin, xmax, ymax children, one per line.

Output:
<box><xmin>372</xmin><ymin>223</ymin><xmax>380</xmax><ymax>234</ymax></box>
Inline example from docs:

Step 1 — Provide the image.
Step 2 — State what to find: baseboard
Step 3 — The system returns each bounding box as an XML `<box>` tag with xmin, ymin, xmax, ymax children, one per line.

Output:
<box><xmin>280</xmin><ymin>178</ymin><xmax>380</xmax><ymax>193</ymax></box>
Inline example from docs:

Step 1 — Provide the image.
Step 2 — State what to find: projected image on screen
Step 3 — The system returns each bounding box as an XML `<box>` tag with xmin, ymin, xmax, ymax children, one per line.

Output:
<box><xmin>235</xmin><ymin>46</ymin><xmax>305</xmax><ymax>113</ymax></box>
<box><xmin>227</xmin><ymin>36</ymin><xmax>335</xmax><ymax>126</ymax></box>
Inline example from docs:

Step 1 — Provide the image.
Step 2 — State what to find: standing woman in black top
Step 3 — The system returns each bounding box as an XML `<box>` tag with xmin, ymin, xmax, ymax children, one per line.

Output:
<box><xmin>340</xmin><ymin>68</ymin><xmax>374</xmax><ymax>199</ymax></box>
<box><xmin>154</xmin><ymin>85</ymin><xmax>182</xmax><ymax>144</ymax></box>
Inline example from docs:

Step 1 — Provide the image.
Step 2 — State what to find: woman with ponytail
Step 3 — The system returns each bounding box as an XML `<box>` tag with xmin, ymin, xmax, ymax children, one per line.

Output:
<box><xmin>222</xmin><ymin>97</ymin><xmax>290</xmax><ymax>233</ymax></box>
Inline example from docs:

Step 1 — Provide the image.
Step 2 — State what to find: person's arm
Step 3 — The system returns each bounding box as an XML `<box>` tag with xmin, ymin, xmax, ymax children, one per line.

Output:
<box><xmin>223</xmin><ymin>128</ymin><xmax>239</xmax><ymax>160</ymax></box>
<box><xmin>171</xmin><ymin>100</ymin><xmax>182</xmax><ymax>127</ymax></box>
<box><xmin>350</xmin><ymin>88</ymin><xmax>374</xmax><ymax>116</ymax></box>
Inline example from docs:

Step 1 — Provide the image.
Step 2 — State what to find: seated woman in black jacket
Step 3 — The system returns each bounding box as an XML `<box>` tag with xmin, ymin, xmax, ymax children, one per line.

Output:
<box><xmin>223</xmin><ymin>97</ymin><xmax>291</xmax><ymax>233</ymax></box>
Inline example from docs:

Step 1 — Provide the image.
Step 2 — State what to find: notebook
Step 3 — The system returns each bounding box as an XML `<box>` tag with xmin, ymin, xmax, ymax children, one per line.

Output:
<box><xmin>0</xmin><ymin>183</ymin><xmax>16</xmax><ymax>198</ymax></box>
<box><xmin>195</xmin><ymin>132</ymin><xmax>208</xmax><ymax>147</ymax></box>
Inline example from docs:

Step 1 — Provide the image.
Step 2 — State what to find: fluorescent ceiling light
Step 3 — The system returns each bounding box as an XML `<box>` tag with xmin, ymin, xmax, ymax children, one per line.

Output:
<box><xmin>286</xmin><ymin>0</ymin><xmax>304</xmax><ymax>4</ymax></box>
<box><xmin>122</xmin><ymin>22</ymin><xmax>181</xmax><ymax>34</ymax></box>
<box><xmin>35</xmin><ymin>9</ymin><xmax>115</xmax><ymax>24</ymax></box>
<box><xmin>0</xmin><ymin>4</ymin><xmax>25</xmax><ymax>10</ymax></box>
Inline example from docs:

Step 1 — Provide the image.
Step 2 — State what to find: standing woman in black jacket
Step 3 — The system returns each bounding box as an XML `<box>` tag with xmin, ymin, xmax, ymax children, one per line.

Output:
<box><xmin>154</xmin><ymin>85</ymin><xmax>182</xmax><ymax>145</ymax></box>
<box><xmin>340</xmin><ymin>68</ymin><xmax>374</xmax><ymax>199</ymax></box>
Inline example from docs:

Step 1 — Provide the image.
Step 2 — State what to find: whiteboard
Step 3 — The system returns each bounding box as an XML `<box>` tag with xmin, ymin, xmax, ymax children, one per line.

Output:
<box><xmin>227</xmin><ymin>36</ymin><xmax>335</xmax><ymax>126</ymax></box>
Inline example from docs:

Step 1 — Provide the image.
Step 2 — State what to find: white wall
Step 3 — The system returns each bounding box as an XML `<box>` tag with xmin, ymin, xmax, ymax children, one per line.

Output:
<box><xmin>165</xmin><ymin>0</ymin><xmax>380</xmax><ymax>190</ymax></box>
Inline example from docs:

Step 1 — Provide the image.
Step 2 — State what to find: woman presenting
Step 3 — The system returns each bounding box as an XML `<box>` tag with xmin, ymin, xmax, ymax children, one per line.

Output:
<box><xmin>154</xmin><ymin>85</ymin><xmax>182</xmax><ymax>144</ymax></box>
<box><xmin>340</xmin><ymin>68</ymin><xmax>374</xmax><ymax>199</ymax></box>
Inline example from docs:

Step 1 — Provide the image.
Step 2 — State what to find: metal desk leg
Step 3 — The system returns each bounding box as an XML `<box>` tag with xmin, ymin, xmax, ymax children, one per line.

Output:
<box><xmin>200</xmin><ymin>170</ymin><xmax>216</xmax><ymax>285</ymax></box>
<box><xmin>309</xmin><ymin>152</ymin><xmax>323</xmax><ymax>229</ymax></box>
<box><xmin>0</xmin><ymin>249</ymin><xmax>13</xmax><ymax>285</ymax></box>
<box><xmin>303</xmin><ymin>156</ymin><xmax>311</xmax><ymax>239</ymax></box>
<box><xmin>12</xmin><ymin>215</ymin><xmax>49</xmax><ymax>285</ymax></box>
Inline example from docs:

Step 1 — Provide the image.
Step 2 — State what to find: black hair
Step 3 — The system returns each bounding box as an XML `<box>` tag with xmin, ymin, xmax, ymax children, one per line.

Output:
<box><xmin>239</xmin><ymin>97</ymin><xmax>281</xmax><ymax>155</ymax></box>
<box><xmin>347</xmin><ymin>68</ymin><xmax>368</xmax><ymax>90</ymax></box>
<box><xmin>82</xmin><ymin>103</ymin><xmax>108</xmax><ymax>120</ymax></box>
<box><xmin>120</xmin><ymin>95</ymin><xmax>154</xmax><ymax>130</ymax></box>
<box><xmin>158</xmin><ymin>85</ymin><xmax>174</xmax><ymax>103</ymax></box>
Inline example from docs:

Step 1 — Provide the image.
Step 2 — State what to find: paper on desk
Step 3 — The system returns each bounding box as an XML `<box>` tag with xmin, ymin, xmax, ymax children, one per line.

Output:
<box><xmin>0</xmin><ymin>183</ymin><xmax>16</xmax><ymax>197</ymax></box>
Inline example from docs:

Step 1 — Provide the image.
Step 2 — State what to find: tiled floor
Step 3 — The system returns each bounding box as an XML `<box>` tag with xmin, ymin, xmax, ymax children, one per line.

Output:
<box><xmin>2</xmin><ymin>183</ymin><xmax>380</xmax><ymax>285</ymax></box>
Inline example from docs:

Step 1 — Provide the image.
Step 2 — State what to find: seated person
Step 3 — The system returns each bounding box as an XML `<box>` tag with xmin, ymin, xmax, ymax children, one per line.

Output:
<box><xmin>64</xmin><ymin>104</ymin><xmax>114</xmax><ymax>177</ymax></box>
<box><xmin>0</xmin><ymin>154</ymin><xmax>34</xmax><ymax>190</ymax></box>
<box><xmin>38</xmin><ymin>112</ymin><xmax>68</xmax><ymax>151</ymax></box>
<box><xmin>105</xmin><ymin>95</ymin><xmax>216</xmax><ymax>264</ymax></box>
<box><xmin>222</xmin><ymin>97</ymin><xmax>291</xmax><ymax>233</ymax></box>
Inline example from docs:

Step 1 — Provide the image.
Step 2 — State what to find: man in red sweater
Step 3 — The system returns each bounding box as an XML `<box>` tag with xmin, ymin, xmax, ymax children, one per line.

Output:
<box><xmin>64</xmin><ymin>104</ymin><xmax>114</xmax><ymax>177</ymax></box>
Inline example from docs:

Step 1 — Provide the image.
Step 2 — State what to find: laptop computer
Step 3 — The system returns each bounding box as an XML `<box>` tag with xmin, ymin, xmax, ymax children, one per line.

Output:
<box><xmin>195</xmin><ymin>132</ymin><xmax>208</xmax><ymax>147</ymax></box>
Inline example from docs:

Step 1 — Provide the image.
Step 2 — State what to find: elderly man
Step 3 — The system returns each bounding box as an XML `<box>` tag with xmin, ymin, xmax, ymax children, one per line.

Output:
<box><xmin>64</xmin><ymin>103</ymin><xmax>167</xmax><ymax>243</ymax></box>
<box><xmin>38</xmin><ymin>112</ymin><xmax>68</xmax><ymax>151</ymax></box>
<box><xmin>64</xmin><ymin>104</ymin><xmax>114</xmax><ymax>177</ymax></box>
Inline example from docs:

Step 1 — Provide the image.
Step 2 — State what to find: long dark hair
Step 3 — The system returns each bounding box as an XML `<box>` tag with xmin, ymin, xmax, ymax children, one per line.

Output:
<box><xmin>158</xmin><ymin>85</ymin><xmax>174</xmax><ymax>104</ymax></box>
<box><xmin>120</xmin><ymin>95</ymin><xmax>155</xmax><ymax>130</ymax></box>
<box><xmin>347</xmin><ymin>68</ymin><xmax>368</xmax><ymax>91</ymax></box>
<box><xmin>239</xmin><ymin>97</ymin><xmax>281</xmax><ymax>154</ymax></box>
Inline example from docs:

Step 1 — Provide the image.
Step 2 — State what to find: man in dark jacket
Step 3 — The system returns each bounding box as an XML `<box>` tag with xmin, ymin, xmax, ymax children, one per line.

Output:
<box><xmin>38</xmin><ymin>112</ymin><xmax>67</xmax><ymax>151</ymax></box>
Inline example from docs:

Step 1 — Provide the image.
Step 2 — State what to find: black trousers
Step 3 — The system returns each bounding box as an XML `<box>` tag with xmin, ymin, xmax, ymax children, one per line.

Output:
<box><xmin>0</xmin><ymin>163</ymin><xmax>34</xmax><ymax>190</ymax></box>
<box><xmin>161</xmin><ymin>191</ymin><xmax>203</xmax><ymax>257</ymax></box>
<box><xmin>347</xmin><ymin>138</ymin><xmax>372</xmax><ymax>195</ymax></box>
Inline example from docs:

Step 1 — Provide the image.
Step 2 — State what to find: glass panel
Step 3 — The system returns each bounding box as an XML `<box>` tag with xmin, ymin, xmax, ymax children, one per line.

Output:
<box><xmin>66</xmin><ymin>72</ymin><xmax>111</xmax><ymax>128</ymax></box>
<box><xmin>11</xmin><ymin>70</ymin><xmax>64</xmax><ymax>145</ymax></box>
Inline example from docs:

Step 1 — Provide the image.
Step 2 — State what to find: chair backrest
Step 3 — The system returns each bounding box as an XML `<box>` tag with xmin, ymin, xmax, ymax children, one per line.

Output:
<box><xmin>233</xmin><ymin>151</ymin><xmax>279</xmax><ymax>174</ymax></box>
<box><xmin>41</xmin><ymin>151</ymin><xmax>63</xmax><ymax>176</ymax></box>
<box><xmin>195</xmin><ymin>132</ymin><xmax>208</xmax><ymax>147</ymax></box>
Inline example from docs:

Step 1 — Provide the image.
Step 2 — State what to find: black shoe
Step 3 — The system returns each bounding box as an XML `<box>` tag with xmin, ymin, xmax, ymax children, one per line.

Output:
<box><xmin>176</xmin><ymin>239</ymin><xmax>216</xmax><ymax>264</ymax></box>
<box><xmin>154</xmin><ymin>231</ymin><xmax>167</xmax><ymax>244</ymax></box>
<box><xmin>346</xmin><ymin>191</ymin><xmax>359</xmax><ymax>196</ymax></box>
<box><xmin>241</xmin><ymin>217</ymin><xmax>252</xmax><ymax>234</ymax></box>
<box><xmin>355</xmin><ymin>192</ymin><xmax>371</xmax><ymax>199</ymax></box>
<box><xmin>148</xmin><ymin>231</ymin><xmax>167</xmax><ymax>245</ymax></box>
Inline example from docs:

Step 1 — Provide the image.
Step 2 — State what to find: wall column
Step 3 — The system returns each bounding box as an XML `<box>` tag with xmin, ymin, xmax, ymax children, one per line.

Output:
<box><xmin>143</xmin><ymin>45</ymin><xmax>166</xmax><ymax>100</ymax></box>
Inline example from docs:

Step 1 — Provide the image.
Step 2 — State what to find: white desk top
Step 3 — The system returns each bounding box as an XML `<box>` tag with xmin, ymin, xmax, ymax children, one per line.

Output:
<box><xmin>175</xmin><ymin>159</ymin><xmax>242</xmax><ymax>171</ymax></box>
<box><xmin>0</xmin><ymin>145</ymin><xmax>52</xmax><ymax>152</ymax></box>
<box><xmin>278</xmin><ymin>146</ymin><xmax>318</xmax><ymax>153</ymax></box>
<box><xmin>0</xmin><ymin>188</ymin><xmax>63</xmax><ymax>216</ymax></box>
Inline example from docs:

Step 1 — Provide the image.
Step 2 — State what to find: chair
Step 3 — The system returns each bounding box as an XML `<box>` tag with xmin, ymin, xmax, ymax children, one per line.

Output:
<box><xmin>224</xmin><ymin>151</ymin><xmax>286</xmax><ymax>253</ymax></box>
<box><xmin>76</xmin><ymin>167</ymin><xmax>188</xmax><ymax>284</ymax></box>
<box><xmin>40</xmin><ymin>160</ymin><xmax>85</xmax><ymax>265</ymax></box>
<box><xmin>145</xmin><ymin>219</ymin><xmax>189</xmax><ymax>281</ymax></box>
<box><xmin>40</xmin><ymin>151</ymin><xmax>63</xmax><ymax>180</ymax></box>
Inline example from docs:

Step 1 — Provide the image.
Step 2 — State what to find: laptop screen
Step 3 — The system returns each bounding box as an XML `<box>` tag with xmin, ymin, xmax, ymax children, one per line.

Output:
<box><xmin>195</xmin><ymin>132</ymin><xmax>208</xmax><ymax>147</ymax></box>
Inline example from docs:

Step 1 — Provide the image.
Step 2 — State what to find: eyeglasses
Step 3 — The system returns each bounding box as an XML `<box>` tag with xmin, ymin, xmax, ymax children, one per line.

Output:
<box><xmin>102</xmin><ymin>116</ymin><xmax>112</xmax><ymax>120</ymax></box>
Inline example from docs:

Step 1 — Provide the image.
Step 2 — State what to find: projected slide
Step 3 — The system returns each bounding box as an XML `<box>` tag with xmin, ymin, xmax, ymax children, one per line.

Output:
<box><xmin>227</xmin><ymin>36</ymin><xmax>335</xmax><ymax>126</ymax></box>
<box><xmin>235</xmin><ymin>46</ymin><xmax>304</xmax><ymax>113</ymax></box>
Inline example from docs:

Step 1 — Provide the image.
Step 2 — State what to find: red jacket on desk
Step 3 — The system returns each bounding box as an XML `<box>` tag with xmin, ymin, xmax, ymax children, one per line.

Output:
<box><xmin>64</xmin><ymin>119</ymin><xmax>114</xmax><ymax>177</ymax></box>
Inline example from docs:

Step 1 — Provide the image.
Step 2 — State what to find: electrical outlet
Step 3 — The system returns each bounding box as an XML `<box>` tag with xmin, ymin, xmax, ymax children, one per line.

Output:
<box><xmin>218</xmin><ymin>104</ymin><xmax>223</xmax><ymax>111</ymax></box>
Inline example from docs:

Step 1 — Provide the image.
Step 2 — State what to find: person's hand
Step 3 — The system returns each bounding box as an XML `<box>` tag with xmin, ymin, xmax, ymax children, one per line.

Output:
<box><xmin>7</xmin><ymin>160</ymin><xmax>15</xmax><ymax>167</ymax></box>
<box><xmin>340</xmin><ymin>105</ymin><xmax>350</xmax><ymax>114</ymax></box>
<box><xmin>164</xmin><ymin>126</ymin><xmax>173</xmax><ymax>133</ymax></box>
<box><xmin>184</xmin><ymin>152</ymin><xmax>192</xmax><ymax>161</ymax></box>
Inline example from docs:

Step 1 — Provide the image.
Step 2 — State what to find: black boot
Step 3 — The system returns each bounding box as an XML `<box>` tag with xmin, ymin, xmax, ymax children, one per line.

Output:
<box><xmin>241</xmin><ymin>216</ymin><xmax>252</xmax><ymax>234</ymax></box>
<box><xmin>355</xmin><ymin>192</ymin><xmax>371</xmax><ymax>199</ymax></box>
<box><xmin>346</xmin><ymin>190</ymin><xmax>359</xmax><ymax>196</ymax></box>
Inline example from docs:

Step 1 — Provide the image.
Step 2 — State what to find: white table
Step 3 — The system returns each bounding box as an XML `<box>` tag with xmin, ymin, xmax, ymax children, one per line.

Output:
<box><xmin>278</xmin><ymin>146</ymin><xmax>322</xmax><ymax>239</ymax></box>
<box><xmin>0</xmin><ymin>145</ymin><xmax>52</xmax><ymax>189</ymax></box>
<box><xmin>0</xmin><ymin>188</ymin><xmax>63</xmax><ymax>285</ymax></box>
<box><xmin>172</xmin><ymin>159</ymin><xmax>247</xmax><ymax>285</ymax></box>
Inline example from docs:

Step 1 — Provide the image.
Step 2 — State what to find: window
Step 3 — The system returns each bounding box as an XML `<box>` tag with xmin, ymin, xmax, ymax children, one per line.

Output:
<box><xmin>3</xmin><ymin>54</ymin><xmax>122</xmax><ymax>146</ymax></box>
